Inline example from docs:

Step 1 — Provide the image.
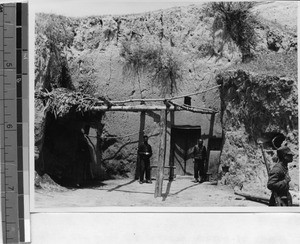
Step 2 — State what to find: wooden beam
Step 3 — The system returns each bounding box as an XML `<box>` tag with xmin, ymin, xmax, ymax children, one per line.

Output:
<box><xmin>234</xmin><ymin>190</ymin><xmax>300</xmax><ymax>207</ymax></box>
<box><xmin>92</xmin><ymin>105</ymin><xmax>167</xmax><ymax>111</ymax></box>
<box><xmin>90</xmin><ymin>105</ymin><xmax>217</xmax><ymax>114</ymax></box>
<box><xmin>155</xmin><ymin>109</ymin><xmax>167</xmax><ymax>197</ymax></box>
<box><xmin>234</xmin><ymin>190</ymin><xmax>269</xmax><ymax>204</ymax></box>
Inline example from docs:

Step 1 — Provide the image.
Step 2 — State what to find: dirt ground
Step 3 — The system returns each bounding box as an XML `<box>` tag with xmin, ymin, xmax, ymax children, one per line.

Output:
<box><xmin>34</xmin><ymin>176</ymin><xmax>267</xmax><ymax>208</ymax></box>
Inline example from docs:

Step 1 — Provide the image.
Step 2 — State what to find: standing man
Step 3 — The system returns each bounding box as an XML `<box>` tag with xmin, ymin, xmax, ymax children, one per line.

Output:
<box><xmin>192</xmin><ymin>138</ymin><xmax>207</xmax><ymax>183</ymax></box>
<box><xmin>138</xmin><ymin>135</ymin><xmax>153</xmax><ymax>184</ymax></box>
<box><xmin>267</xmin><ymin>146</ymin><xmax>294</xmax><ymax>206</ymax></box>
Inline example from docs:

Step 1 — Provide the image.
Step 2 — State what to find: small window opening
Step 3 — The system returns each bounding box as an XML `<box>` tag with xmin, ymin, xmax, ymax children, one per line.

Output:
<box><xmin>184</xmin><ymin>96</ymin><xmax>191</xmax><ymax>106</ymax></box>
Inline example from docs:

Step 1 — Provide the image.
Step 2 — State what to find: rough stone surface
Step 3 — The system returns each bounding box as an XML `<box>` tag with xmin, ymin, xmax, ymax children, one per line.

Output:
<box><xmin>217</xmin><ymin>70</ymin><xmax>298</xmax><ymax>195</ymax></box>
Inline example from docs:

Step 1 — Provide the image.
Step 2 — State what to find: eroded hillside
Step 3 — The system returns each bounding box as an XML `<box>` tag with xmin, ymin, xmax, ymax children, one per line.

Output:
<box><xmin>34</xmin><ymin>2</ymin><xmax>298</xmax><ymax>196</ymax></box>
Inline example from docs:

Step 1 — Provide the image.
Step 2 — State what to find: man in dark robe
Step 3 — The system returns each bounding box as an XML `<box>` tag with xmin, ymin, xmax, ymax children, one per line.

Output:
<box><xmin>192</xmin><ymin>138</ymin><xmax>207</xmax><ymax>183</ymax></box>
<box><xmin>138</xmin><ymin>135</ymin><xmax>153</xmax><ymax>184</ymax></box>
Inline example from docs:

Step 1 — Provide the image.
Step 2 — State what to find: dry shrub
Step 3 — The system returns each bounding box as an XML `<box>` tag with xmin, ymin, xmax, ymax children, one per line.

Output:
<box><xmin>35</xmin><ymin>88</ymin><xmax>104</xmax><ymax>120</ymax></box>
<box><xmin>36</xmin><ymin>13</ymin><xmax>75</xmax><ymax>49</ymax></box>
<box><xmin>120</xmin><ymin>37</ymin><xmax>182</xmax><ymax>96</ymax></box>
<box><xmin>35</xmin><ymin>14</ymin><xmax>76</xmax><ymax>91</ymax></box>
<box><xmin>208</xmin><ymin>2</ymin><xmax>259</xmax><ymax>62</ymax></box>
<box><xmin>151</xmin><ymin>46</ymin><xmax>182</xmax><ymax>95</ymax></box>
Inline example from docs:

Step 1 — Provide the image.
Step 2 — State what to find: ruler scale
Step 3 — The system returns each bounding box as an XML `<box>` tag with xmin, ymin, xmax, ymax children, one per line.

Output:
<box><xmin>0</xmin><ymin>2</ymin><xmax>29</xmax><ymax>243</ymax></box>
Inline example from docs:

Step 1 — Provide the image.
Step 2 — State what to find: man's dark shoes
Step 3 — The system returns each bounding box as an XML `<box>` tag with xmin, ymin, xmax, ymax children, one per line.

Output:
<box><xmin>139</xmin><ymin>180</ymin><xmax>143</xmax><ymax>184</ymax></box>
<box><xmin>146</xmin><ymin>180</ymin><xmax>152</xmax><ymax>184</ymax></box>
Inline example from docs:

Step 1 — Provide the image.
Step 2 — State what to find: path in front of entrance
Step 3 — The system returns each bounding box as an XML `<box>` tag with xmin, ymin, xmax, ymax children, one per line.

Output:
<box><xmin>34</xmin><ymin>175</ymin><xmax>267</xmax><ymax>209</ymax></box>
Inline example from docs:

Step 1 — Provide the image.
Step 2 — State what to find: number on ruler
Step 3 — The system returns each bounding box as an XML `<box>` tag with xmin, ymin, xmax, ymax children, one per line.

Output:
<box><xmin>17</xmin><ymin>77</ymin><xmax>22</xmax><ymax>83</ymax></box>
<box><xmin>6</xmin><ymin>124</ymin><xmax>13</xmax><ymax>129</ymax></box>
<box><xmin>6</xmin><ymin>63</ymin><xmax>13</xmax><ymax>68</ymax></box>
<box><xmin>8</xmin><ymin>186</ymin><xmax>15</xmax><ymax>191</ymax></box>
<box><xmin>24</xmin><ymin>53</ymin><xmax>28</xmax><ymax>60</ymax></box>
<box><xmin>0</xmin><ymin>4</ymin><xmax>3</xmax><ymax>12</ymax></box>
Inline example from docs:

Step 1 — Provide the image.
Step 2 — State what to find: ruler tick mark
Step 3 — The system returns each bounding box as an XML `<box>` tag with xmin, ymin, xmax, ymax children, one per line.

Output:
<box><xmin>1</xmin><ymin>3</ymin><xmax>29</xmax><ymax>243</ymax></box>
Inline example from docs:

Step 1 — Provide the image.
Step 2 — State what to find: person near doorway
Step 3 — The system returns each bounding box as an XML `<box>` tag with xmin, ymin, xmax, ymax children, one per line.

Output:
<box><xmin>138</xmin><ymin>135</ymin><xmax>153</xmax><ymax>184</ymax></box>
<box><xmin>192</xmin><ymin>138</ymin><xmax>207</xmax><ymax>183</ymax></box>
<box><xmin>267</xmin><ymin>146</ymin><xmax>294</xmax><ymax>206</ymax></box>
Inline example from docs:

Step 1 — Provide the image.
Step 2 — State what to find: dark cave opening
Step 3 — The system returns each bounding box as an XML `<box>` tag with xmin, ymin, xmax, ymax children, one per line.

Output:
<box><xmin>36</xmin><ymin>112</ymin><xmax>94</xmax><ymax>187</ymax></box>
<box><xmin>261</xmin><ymin>132</ymin><xmax>286</xmax><ymax>149</ymax></box>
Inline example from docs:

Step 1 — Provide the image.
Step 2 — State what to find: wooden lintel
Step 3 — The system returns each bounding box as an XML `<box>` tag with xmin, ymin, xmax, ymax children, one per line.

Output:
<box><xmin>90</xmin><ymin>105</ymin><xmax>217</xmax><ymax>114</ymax></box>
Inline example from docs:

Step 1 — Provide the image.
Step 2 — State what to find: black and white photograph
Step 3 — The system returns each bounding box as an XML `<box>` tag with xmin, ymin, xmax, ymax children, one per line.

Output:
<box><xmin>33</xmin><ymin>0</ymin><xmax>299</xmax><ymax>210</ymax></box>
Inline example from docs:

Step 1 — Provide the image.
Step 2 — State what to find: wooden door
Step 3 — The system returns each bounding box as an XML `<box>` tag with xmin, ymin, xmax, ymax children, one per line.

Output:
<box><xmin>170</xmin><ymin>128</ymin><xmax>201</xmax><ymax>176</ymax></box>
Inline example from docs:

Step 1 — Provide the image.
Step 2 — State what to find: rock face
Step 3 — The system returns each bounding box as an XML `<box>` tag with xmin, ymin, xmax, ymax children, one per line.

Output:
<box><xmin>216</xmin><ymin>70</ymin><xmax>298</xmax><ymax>195</ymax></box>
<box><xmin>35</xmin><ymin>2</ymin><xmax>298</xmax><ymax>193</ymax></box>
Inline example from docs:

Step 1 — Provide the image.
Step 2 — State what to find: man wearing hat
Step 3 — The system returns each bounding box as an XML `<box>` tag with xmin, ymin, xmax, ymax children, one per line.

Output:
<box><xmin>267</xmin><ymin>146</ymin><xmax>294</xmax><ymax>206</ymax></box>
<box><xmin>138</xmin><ymin>135</ymin><xmax>153</xmax><ymax>184</ymax></box>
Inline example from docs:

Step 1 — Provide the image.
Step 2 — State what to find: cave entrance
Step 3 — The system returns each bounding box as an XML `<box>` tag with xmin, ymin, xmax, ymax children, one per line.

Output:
<box><xmin>170</xmin><ymin>126</ymin><xmax>201</xmax><ymax>176</ymax></box>
<box><xmin>37</xmin><ymin>112</ymin><xmax>95</xmax><ymax>187</ymax></box>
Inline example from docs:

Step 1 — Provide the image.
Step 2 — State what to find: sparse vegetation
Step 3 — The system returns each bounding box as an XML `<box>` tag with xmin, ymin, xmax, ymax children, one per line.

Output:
<box><xmin>208</xmin><ymin>2</ymin><xmax>259</xmax><ymax>62</ymax></box>
<box><xmin>35</xmin><ymin>14</ymin><xmax>100</xmax><ymax>96</ymax></box>
<box><xmin>36</xmin><ymin>14</ymin><xmax>75</xmax><ymax>49</ymax></box>
<box><xmin>35</xmin><ymin>14</ymin><xmax>76</xmax><ymax>91</ymax></box>
<box><xmin>120</xmin><ymin>38</ymin><xmax>182</xmax><ymax>96</ymax></box>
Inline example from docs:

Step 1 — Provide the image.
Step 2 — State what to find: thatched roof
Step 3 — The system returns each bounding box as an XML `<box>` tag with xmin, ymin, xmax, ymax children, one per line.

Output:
<box><xmin>35</xmin><ymin>88</ymin><xmax>105</xmax><ymax>120</ymax></box>
<box><xmin>36</xmin><ymin>87</ymin><xmax>219</xmax><ymax>117</ymax></box>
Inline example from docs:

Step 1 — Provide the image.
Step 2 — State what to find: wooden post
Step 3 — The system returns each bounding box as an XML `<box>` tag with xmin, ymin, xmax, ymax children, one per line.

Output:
<box><xmin>155</xmin><ymin>109</ymin><xmax>167</xmax><ymax>197</ymax></box>
<box><xmin>135</xmin><ymin>111</ymin><xmax>146</xmax><ymax>180</ymax></box>
<box><xmin>206</xmin><ymin>113</ymin><xmax>215</xmax><ymax>176</ymax></box>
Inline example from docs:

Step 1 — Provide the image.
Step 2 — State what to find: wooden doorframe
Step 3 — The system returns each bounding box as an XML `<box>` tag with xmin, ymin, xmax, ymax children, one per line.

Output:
<box><xmin>170</xmin><ymin>126</ymin><xmax>201</xmax><ymax>176</ymax></box>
